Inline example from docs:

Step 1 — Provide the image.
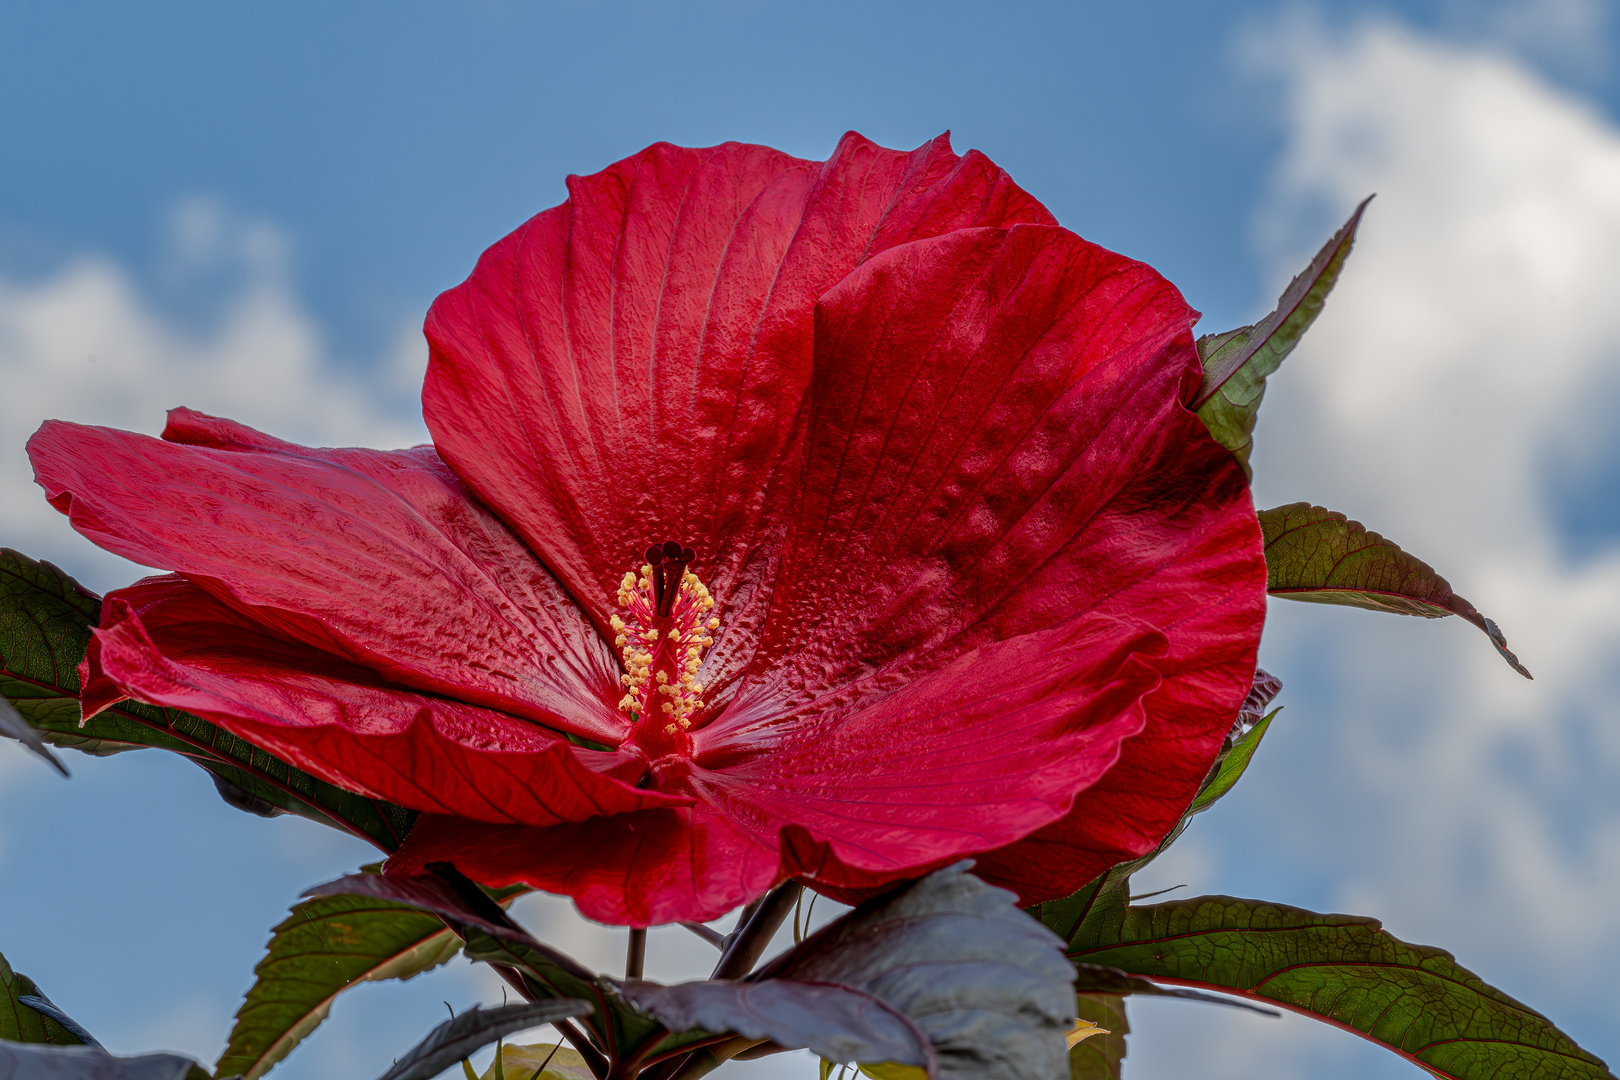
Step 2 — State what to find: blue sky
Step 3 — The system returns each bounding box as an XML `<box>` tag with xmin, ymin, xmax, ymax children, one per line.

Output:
<box><xmin>2</xmin><ymin>2</ymin><xmax>1618</xmax><ymax>1078</ymax></box>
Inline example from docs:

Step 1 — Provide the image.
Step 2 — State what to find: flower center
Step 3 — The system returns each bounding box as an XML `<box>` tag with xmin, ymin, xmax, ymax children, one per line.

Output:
<box><xmin>612</xmin><ymin>541</ymin><xmax>720</xmax><ymax>740</ymax></box>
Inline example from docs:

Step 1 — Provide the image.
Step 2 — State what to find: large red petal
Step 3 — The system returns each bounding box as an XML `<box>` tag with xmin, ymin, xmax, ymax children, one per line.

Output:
<box><xmin>710</xmin><ymin>224</ymin><xmax>1265</xmax><ymax>897</ymax></box>
<box><xmin>28</xmin><ymin>410</ymin><xmax>625</xmax><ymax>743</ymax></box>
<box><xmin>686</xmin><ymin>612</ymin><xmax>1165</xmax><ymax>885</ymax></box>
<box><xmin>385</xmin><ymin>807</ymin><xmax>780</xmax><ymax>927</ymax></box>
<box><xmin>82</xmin><ymin>576</ymin><xmax>681</xmax><ymax>825</ymax></box>
<box><xmin>422</xmin><ymin>133</ymin><xmax>1055</xmax><ymax>642</ymax></box>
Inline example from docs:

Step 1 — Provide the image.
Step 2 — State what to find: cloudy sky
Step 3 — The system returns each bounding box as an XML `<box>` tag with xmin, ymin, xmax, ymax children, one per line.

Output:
<box><xmin>2</xmin><ymin>2</ymin><xmax>1618</xmax><ymax>1078</ymax></box>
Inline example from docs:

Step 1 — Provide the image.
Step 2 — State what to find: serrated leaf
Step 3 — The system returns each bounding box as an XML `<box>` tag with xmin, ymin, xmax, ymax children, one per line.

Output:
<box><xmin>0</xmin><ymin>1042</ymin><xmax>210</xmax><ymax>1080</ymax></box>
<box><xmin>305</xmin><ymin>871</ymin><xmax>668</xmax><ymax>1072</ymax></box>
<box><xmin>375</xmin><ymin>1002</ymin><xmax>592</xmax><ymax>1080</ymax></box>
<box><xmin>1259</xmin><ymin>504</ymin><xmax>1532</xmax><ymax>678</ymax></box>
<box><xmin>0</xmin><ymin>548</ymin><xmax>418</xmax><ymax>846</ymax></box>
<box><xmin>1193</xmin><ymin>198</ymin><xmax>1371</xmax><ymax>475</ymax></box>
<box><xmin>752</xmin><ymin>862</ymin><xmax>1076</xmax><ymax>1080</ymax></box>
<box><xmin>216</xmin><ymin>893</ymin><xmax>464</xmax><ymax>1080</ymax></box>
<box><xmin>1067</xmin><ymin>895</ymin><xmax>1614</xmax><ymax>1080</ymax></box>
<box><xmin>2</xmin><ymin>950</ymin><xmax>85</xmax><ymax>1046</ymax></box>
<box><xmin>1066</xmin><ymin>996</ymin><xmax>1125</xmax><ymax>1080</ymax></box>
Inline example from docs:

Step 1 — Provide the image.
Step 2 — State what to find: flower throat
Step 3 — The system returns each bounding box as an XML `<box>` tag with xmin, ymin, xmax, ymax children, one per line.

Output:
<box><xmin>612</xmin><ymin>541</ymin><xmax>719</xmax><ymax>736</ymax></box>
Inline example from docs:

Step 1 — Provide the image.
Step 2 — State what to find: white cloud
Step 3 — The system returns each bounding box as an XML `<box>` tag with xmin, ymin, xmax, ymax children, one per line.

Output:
<box><xmin>0</xmin><ymin>202</ymin><xmax>429</xmax><ymax>595</ymax></box>
<box><xmin>1447</xmin><ymin>0</ymin><xmax>1613</xmax><ymax>77</ymax></box>
<box><xmin>1127</xmin><ymin>13</ymin><xmax>1620</xmax><ymax>1078</ymax></box>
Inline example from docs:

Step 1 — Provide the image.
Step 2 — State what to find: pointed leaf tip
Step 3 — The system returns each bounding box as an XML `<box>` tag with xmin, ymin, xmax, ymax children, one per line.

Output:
<box><xmin>1475</xmin><ymin>614</ymin><xmax>1533</xmax><ymax>680</ymax></box>
<box><xmin>1067</xmin><ymin>996</ymin><xmax>1127</xmax><ymax>1080</ymax></box>
<box><xmin>1259</xmin><ymin>503</ymin><xmax>1531</xmax><ymax>678</ymax></box>
<box><xmin>1192</xmin><ymin>196</ymin><xmax>1373</xmax><ymax>476</ymax></box>
<box><xmin>0</xmin><ymin>695</ymin><xmax>69</xmax><ymax>777</ymax></box>
<box><xmin>18</xmin><ymin>994</ymin><xmax>103</xmax><ymax>1049</ymax></box>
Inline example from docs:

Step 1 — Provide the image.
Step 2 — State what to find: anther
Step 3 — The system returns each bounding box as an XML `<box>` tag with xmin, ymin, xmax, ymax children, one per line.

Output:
<box><xmin>613</xmin><ymin>543</ymin><xmax>721</xmax><ymax>733</ymax></box>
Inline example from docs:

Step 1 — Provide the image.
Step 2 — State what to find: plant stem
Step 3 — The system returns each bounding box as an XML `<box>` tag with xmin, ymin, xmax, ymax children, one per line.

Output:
<box><xmin>679</xmin><ymin>922</ymin><xmax>726</xmax><ymax>949</ymax></box>
<box><xmin>556</xmin><ymin>1019</ymin><xmax>611</xmax><ymax>1080</ymax></box>
<box><xmin>424</xmin><ymin>863</ymin><xmax>611</xmax><ymax>1079</ymax></box>
<box><xmin>711</xmin><ymin>881</ymin><xmax>802</xmax><ymax>979</ymax></box>
<box><xmin>626</xmin><ymin>927</ymin><xmax>647</xmax><ymax>979</ymax></box>
<box><xmin>661</xmin><ymin>1036</ymin><xmax>770</xmax><ymax>1080</ymax></box>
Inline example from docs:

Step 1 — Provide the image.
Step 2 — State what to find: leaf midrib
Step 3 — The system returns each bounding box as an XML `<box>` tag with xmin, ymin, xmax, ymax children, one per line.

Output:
<box><xmin>233</xmin><ymin>924</ymin><xmax>457</xmax><ymax>1079</ymax></box>
<box><xmin>1132</xmin><ymin>974</ymin><xmax>1608</xmax><ymax>1077</ymax></box>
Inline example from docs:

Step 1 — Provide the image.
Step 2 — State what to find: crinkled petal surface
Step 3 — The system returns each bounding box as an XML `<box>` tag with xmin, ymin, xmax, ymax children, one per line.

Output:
<box><xmin>392</xmin><ymin>613</ymin><xmax>1169</xmax><ymax>923</ymax></box>
<box><xmin>82</xmin><ymin>575</ymin><xmax>677</xmax><ymax>825</ymax></box>
<box><xmin>702</xmin><ymin>224</ymin><xmax>1266</xmax><ymax>902</ymax></box>
<box><xmin>688</xmin><ymin>614</ymin><xmax>1166</xmax><ymax>883</ymax></box>
<box><xmin>28</xmin><ymin>410</ymin><xmax>625</xmax><ymax>743</ymax></box>
<box><xmin>422</xmin><ymin>132</ymin><xmax>1056</xmax><ymax>646</ymax></box>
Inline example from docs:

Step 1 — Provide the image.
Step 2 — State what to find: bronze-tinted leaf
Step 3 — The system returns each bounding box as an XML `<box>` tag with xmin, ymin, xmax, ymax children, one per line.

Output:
<box><xmin>1259</xmin><ymin>503</ymin><xmax>1531</xmax><ymax>677</ymax></box>
<box><xmin>755</xmin><ymin>862</ymin><xmax>1075</xmax><ymax>1080</ymax></box>
<box><xmin>1193</xmin><ymin>198</ymin><xmax>1371</xmax><ymax>475</ymax></box>
<box><xmin>0</xmin><ymin>1042</ymin><xmax>208</xmax><ymax>1080</ymax></box>
<box><xmin>620</xmin><ymin>979</ymin><xmax>933</xmax><ymax>1074</ymax></box>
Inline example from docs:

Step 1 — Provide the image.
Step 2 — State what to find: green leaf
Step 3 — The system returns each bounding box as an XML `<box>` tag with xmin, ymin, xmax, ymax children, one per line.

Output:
<box><xmin>1069</xmin><ymin>964</ymin><xmax>1273</xmax><ymax>1015</ymax></box>
<box><xmin>476</xmin><ymin>1042</ymin><xmax>593</xmax><ymax>1080</ymax></box>
<box><xmin>1067</xmin><ymin>996</ymin><xmax>1126</xmax><ymax>1080</ymax></box>
<box><xmin>2</xmin><ymin>949</ymin><xmax>85</xmax><ymax>1046</ymax></box>
<box><xmin>1066</xmin><ymin>895</ymin><xmax>1615</xmax><ymax>1080</ymax></box>
<box><xmin>0</xmin><ymin>548</ymin><xmax>418</xmax><ymax>847</ymax></box>
<box><xmin>1259</xmin><ymin>504</ymin><xmax>1532</xmax><ymax>678</ymax></box>
<box><xmin>857</xmin><ymin>1064</ymin><xmax>927</xmax><ymax>1080</ymax></box>
<box><xmin>1193</xmin><ymin>197</ymin><xmax>1371</xmax><ymax>476</ymax></box>
<box><xmin>215</xmin><ymin>893</ymin><xmax>464</xmax><ymax>1080</ymax></box>
<box><xmin>1189</xmin><ymin>707</ymin><xmax>1280</xmax><ymax>814</ymax></box>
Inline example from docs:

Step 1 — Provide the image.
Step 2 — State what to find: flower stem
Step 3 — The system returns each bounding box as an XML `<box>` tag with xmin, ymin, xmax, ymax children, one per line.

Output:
<box><xmin>678</xmin><ymin>922</ymin><xmax>726</xmax><ymax>949</ymax></box>
<box><xmin>711</xmin><ymin>881</ymin><xmax>802</xmax><ymax>979</ymax></box>
<box><xmin>660</xmin><ymin>1036</ymin><xmax>771</xmax><ymax>1080</ymax></box>
<box><xmin>626</xmin><ymin>927</ymin><xmax>647</xmax><ymax>979</ymax></box>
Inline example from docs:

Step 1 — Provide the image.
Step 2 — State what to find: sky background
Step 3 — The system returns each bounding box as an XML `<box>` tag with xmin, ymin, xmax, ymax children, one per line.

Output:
<box><xmin>2</xmin><ymin>0</ymin><xmax>1618</xmax><ymax>1077</ymax></box>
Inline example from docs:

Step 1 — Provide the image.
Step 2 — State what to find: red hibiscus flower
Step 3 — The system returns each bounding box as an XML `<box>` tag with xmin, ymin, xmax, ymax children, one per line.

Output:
<box><xmin>28</xmin><ymin>133</ymin><xmax>1265</xmax><ymax>927</ymax></box>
